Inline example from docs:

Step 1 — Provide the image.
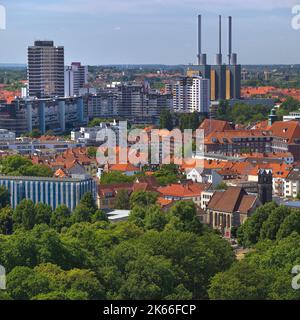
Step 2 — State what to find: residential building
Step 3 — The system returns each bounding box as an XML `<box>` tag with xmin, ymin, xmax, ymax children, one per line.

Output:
<box><xmin>169</xmin><ymin>76</ymin><xmax>210</xmax><ymax>113</ymax></box>
<box><xmin>284</xmin><ymin>167</ymin><xmax>300</xmax><ymax>198</ymax></box>
<box><xmin>186</xmin><ymin>168</ymin><xmax>223</xmax><ymax>187</ymax></box>
<box><xmin>65</xmin><ymin>62</ymin><xmax>88</xmax><ymax>97</ymax></box>
<box><xmin>271</xmin><ymin>121</ymin><xmax>300</xmax><ymax>161</ymax></box>
<box><xmin>204</xmin><ymin>130</ymin><xmax>272</xmax><ymax>155</ymax></box>
<box><xmin>0</xmin><ymin>175</ymin><xmax>96</xmax><ymax>210</ymax></box>
<box><xmin>28</xmin><ymin>41</ymin><xmax>64</xmax><ymax>98</ymax></box>
<box><xmin>0</xmin><ymin>129</ymin><xmax>16</xmax><ymax>141</ymax></box>
<box><xmin>157</xmin><ymin>182</ymin><xmax>210</xmax><ymax>207</ymax></box>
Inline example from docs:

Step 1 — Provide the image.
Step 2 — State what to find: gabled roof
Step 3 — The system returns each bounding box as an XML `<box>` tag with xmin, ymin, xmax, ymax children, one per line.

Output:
<box><xmin>270</xmin><ymin>121</ymin><xmax>300</xmax><ymax>144</ymax></box>
<box><xmin>199</xmin><ymin>119</ymin><xmax>234</xmax><ymax>136</ymax></box>
<box><xmin>207</xmin><ymin>187</ymin><xmax>257</xmax><ymax>214</ymax></box>
<box><xmin>158</xmin><ymin>182</ymin><xmax>209</xmax><ymax>198</ymax></box>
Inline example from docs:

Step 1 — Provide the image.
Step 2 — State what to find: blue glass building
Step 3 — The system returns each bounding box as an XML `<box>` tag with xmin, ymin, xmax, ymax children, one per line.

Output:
<box><xmin>0</xmin><ymin>175</ymin><xmax>96</xmax><ymax>210</ymax></box>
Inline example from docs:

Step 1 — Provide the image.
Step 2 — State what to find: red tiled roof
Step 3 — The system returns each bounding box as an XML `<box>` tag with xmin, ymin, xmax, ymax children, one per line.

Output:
<box><xmin>158</xmin><ymin>182</ymin><xmax>209</xmax><ymax>198</ymax></box>
<box><xmin>270</xmin><ymin>121</ymin><xmax>300</xmax><ymax>144</ymax></box>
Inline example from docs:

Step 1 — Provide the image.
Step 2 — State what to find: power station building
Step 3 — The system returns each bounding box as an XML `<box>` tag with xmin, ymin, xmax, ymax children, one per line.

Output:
<box><xmin>187</xmin><ymin>15</ymin><xmax>241</xmax><ymax>101</ymax></box>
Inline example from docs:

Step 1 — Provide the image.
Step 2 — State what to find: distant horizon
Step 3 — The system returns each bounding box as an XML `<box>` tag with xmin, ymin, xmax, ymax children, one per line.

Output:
<box><xmin>1</xmin><ymin>63</ymin><xmax>300</xmax><ymax>69</ymax></box>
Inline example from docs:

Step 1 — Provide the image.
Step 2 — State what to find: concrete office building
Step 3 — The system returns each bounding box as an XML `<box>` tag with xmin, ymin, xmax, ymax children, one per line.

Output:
<box><xmin>28</xmin><ymin>41</ymin><xmax>65</xmax><ymax>98</ymax></box>
<box><xmin>0</xmin><ymin>96</ymin><xmax>86</xmax><ymax>135</ymax></box>
<box><xmin>0</xmin><ymin>175</ymin><xmax>96</xmax><ymax>210</ymax></box>
<box><xmin>65</xmin><ymin>62</ymin><xmax>88</xmax><ymax>97</ymax></box>
<box><xmin>85</xmin><ymin>84</ymin><xmax>172</xmax><ymax>123</ymax></box>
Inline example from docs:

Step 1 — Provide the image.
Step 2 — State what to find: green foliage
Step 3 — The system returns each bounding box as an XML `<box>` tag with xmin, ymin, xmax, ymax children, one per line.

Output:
<box><xmin>0</xmin><ymin>207</ymin><xmax>13</xmax><ymax>235</ymax></box>
<box><xmin>209</xmin><ymin>261</ymin><xmax>271</xmax><ymax>300</ymax></box>
<box><xmin>100</xmin><ymin>171</ymin><xmax>136</xmax><ymax>185</ymax></box>
<box><xmin>87</xmin><ymin>147</ymin><xmax>97</xmax><ymax>158</ymax></box>
<box><xmin>276</xmin><ymin>97</ymin><xmax>300</xmax><ymax>119</ymax></box>
<box><xmin>50</xmin><ymin>205</ymin><xmax>71</xmax><ymax>232</ymax></box>
<box><xmin>166</xmin><ymin>201</ymin><xmax>203</xmax><ymax>235</ymax></box>
<box><xmin>209</xmin><ymin>232</ymin><xmax>300</xmax><ymax>300</ymax></box>
<box><xmin>0</xmin><ymin>185</ymin><xmax>10</xmax><ymax>208</ymax></box>
<box><xmin>88</xmin><ymin>118</ymin><xmax>113</xmax><ymax>127</ymax></box>
<box><xmin>114</xmin><ymin>189</ymin><xmax>130</xmax><ymax>210</ymax></box>
<box><xmin>153</xmin><ymin>164</ymin><xmax>181</xmax><ymax>186</ymax></box>
<box><xmin>130</xmin><ymin>190</ymin><xmax>158</xmax><ymax>209</ymax></box>
<box><xmin>159</xmin><ymin>109</ymin><xmax>174</xmax><ymax>131</ymax></box>
<box><xmin>13</xmin><ymin>199</ymin><xmax>37</xmax><ymax>230</ymax></box>
<box><xmin>216</xmin><ymin>100</ymin><xmax>272</xmax><ymax>124</ymax></box>
<box><xmin>0</xmin><ymin>155</ymin><xmax>52</xmax><ymax>177</ymax></box>
<box><xmin>277</xmin><ymin>210</ymin><xmax>300</xmax><ymax>240</ymax></box>
<box><xmin>215</xmin><ymin>182</ymin><xmax>228</xmax><ymax>190</ymax></box>
<box><xmin>237</xmin><ymin>202</ymin><xmax>278</xmax><ymax>247</ymax></box>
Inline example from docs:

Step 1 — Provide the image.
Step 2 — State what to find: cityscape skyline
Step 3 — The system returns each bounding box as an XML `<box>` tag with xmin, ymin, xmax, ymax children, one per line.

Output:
<box><xmin>0</xmin><ymin>0</ymin><xmax>299</xmax><ymax>65</ymax></box>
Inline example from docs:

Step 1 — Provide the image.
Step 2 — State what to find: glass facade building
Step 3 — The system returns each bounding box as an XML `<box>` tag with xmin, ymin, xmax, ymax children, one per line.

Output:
<box><xmin>0</xmin><ymin>175</ymin><xmax>96</xmax><ymax>210</ymax></box>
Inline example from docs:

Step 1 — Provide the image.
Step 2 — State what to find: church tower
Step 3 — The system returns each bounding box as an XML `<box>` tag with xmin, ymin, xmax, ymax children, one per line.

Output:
<box><xmin>258</xmin><ymin>169</ymin><xmax>273</xmax><ymax>205</ymax></box>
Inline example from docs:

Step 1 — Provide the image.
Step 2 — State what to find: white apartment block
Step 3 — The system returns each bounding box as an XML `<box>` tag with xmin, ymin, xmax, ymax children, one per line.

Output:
<box><xmin>171</xmin><ymin>76</ymin><xmax>210</xmax><ymax>113</ymax></box>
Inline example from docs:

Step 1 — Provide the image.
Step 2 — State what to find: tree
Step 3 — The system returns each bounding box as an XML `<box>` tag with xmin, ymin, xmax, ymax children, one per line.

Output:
<box><xmin>277</xmin><ymin>210</ymin><xmax>300</xmax><ymax>240</ymax></box>
<box><xmin>237</xmin><ymin>202</ymin><xmax>278</xmax><ymax>247</ymax></box>
<box><xmin>130</xmin><ymin>191</ymin><xmax>158</xmax><ymax>209</ymax></box>
<box><xmin>35</xmin><ymin>203</ymin><xmax>52</xmax><ymax>225</ymax></box>
<box><xmin>166</xmin><ymin>201</ymin><xmax>203</xmax><ymax>234</ymax></box>
<box><xmin>260</xmin><ymin>206</ymin><xmax>291</xmax><ymax>241</ymax></box>
<box><xmin>7</xmin><ymin>266</ymin><xmax>51</xmax><ymax>300</ymax></box>
<box><xmin>50</xmin><ymin>205</ymin><xmax>71</xmax><ymax>232</ymax></box>
<box><xmin>91</xmin><ymin>210</ymin><xmax>109</xmax><ymax>223</ymax></box>
<box><xmin>87</xmin><ymin>147</ymin><xmax>97</xmax><ymax>158</ymax></box>
<box><xmin>143</xmin><ymin>205</ymin><xmax>168</xmax><ymax>232</ymax></box>
<box><xmin>114</xmin><ymin>189</ymin><xmax>130</xmax><ymax>210</ymax></box>
<box><xmin>72</xmin><ymin>204</ymin><xmax>92</xmax><ymax>223</ymax></box>
<box><xmin>79</xmin><ymin>192</ymin><xmax>97</xmax><ymax>214</ymax></box>
<box><xmin>159</xmin><ymin>109</ymin><xmax>174</xmax><ymax>131</ymax></box>
<box><xmin>0</xmin><ymin>207</ymin><xmax>13</xmax><ymax>235</ymax></box>
<box><xmin>0</xmin><ymin>155</ymin><xmax>52</xmax><ymax>177</ymax></box>
<box><xmin>13</xmin><ymin>199</ymin><xmax>36</xmax><ymax>230</ymax></box>
<box><xmin>208</xmin><ymin>261</ymin><xmax>271</xmax><ymax>300</ymax></box>
<box><xmin>64</xmin><ymin>269</ymin><xmax>105</xmax><ymax>300</ymax></box>
<box><xmin>215</xmin><ymin>182</ymin><xmax>228</xmax><ymax>190</ymax></box>
<box><xmin>0</xmin><ymin>186</ymin><xmax>10</xmax><ymax>208</ymax></box>
<box><xmin>118</xmin><ymin>254</ymin><xmax>177</xmax><ymax>300</ymax></box>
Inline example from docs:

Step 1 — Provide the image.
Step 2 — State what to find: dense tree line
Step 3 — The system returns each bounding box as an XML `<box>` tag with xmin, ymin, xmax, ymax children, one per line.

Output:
<box><xmin>0</xmin><ymin>188</ymin><xmax>236</xmax><ymax>300</ymax></box>
<box><xmin>0</xmin><ymin>155</ymin><xmax>52</xmax><ymax>177</ymax></box>
<box><xmin>209</xmin><ymin>202</ymin><xmax>300</xmax><ymax>300</ymax></box>
<box><xmin>216</xmin><ymin>101</ymin><xmax>272</xmax><ymax>124</ymax></box>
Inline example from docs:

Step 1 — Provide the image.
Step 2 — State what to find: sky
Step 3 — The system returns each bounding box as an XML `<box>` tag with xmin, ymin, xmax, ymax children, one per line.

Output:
<box><xmin>0</xmin><ymin>0</ymin><xmax>300</xmax><ymax>65</ymax></box>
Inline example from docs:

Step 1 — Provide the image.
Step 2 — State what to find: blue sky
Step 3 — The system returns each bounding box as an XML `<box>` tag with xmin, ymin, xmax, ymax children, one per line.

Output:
<box><xmin>0</xmin><ymin>0</ymin><xmax>299</xmax><ymax>65</ymax></box>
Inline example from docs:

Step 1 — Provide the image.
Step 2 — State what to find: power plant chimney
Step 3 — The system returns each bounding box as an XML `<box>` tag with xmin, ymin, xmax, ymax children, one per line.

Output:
<box><xmin>197</xmin><ymin>14</ymin><xmax>207</xmax><ymax>65</ymax></box>
<box><xmin>228</xmin><ymin>16</ymin><xmax>232</xmax><ymax>65</ymax></box>
<box><xmin>215</xmin><ymin>15</ymin><xmax>222</xmax><ymax>65</ymax></box>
